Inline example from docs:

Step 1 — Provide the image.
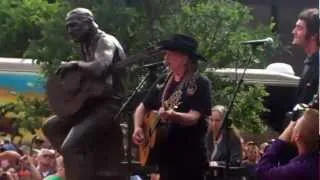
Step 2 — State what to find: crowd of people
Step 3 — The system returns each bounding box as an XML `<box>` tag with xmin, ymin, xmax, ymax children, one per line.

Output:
<box><xmin>1</xmin><ymin>104</ymin><xmax>316</xmax><ymax>180</ymax></box>
<box><xmin>0</xmin><ymin>139</ymin><xmax>64</xmax><ymax>180</ymax></box>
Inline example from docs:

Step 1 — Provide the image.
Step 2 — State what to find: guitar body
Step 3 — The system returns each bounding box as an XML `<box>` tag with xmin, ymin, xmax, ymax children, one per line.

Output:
<box><xmin>139</xmin><ymin>111</ymin><xmax>168</xmax><ymax>166</ymax></box>
<box><xmin>46</xmin><ymin>68</ymin><xmax>109</xmax><ymax>118</ymax></box>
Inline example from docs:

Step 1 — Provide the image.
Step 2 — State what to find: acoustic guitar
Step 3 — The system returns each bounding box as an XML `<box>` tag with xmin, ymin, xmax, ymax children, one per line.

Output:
<box><xmin>139</xmin><ymin>110</ymin><xmax>162</xmax><ymax>166</ymax></box>
<box><xmin>139</xmin><ymin>102</ymin><xmax>180</xmax><ymax>166</ymax></box>
<box><xmin>46</xmin><ymin>48</ymin><xmax>163</xmax><ymax>118</ymax></box>
<box><xmin>46</xmin><ymin>68</ymin><xmax>106</xmax><ymax>118</ymax></box>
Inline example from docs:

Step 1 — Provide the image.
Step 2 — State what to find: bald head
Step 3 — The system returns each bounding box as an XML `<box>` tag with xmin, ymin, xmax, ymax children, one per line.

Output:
<box><xmin>292</xmin><ymin>109</ymin><xmax>319</xmax><ymax>149</ymax></box>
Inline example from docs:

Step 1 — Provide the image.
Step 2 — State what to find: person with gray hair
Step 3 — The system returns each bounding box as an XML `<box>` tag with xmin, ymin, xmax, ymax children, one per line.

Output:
<box><xmin>43</xmin><ymin>7</ymin><xmax>126</xmax><ymax>180</ymax></box>
<box><xmin>206</xmin><ymin>105</ymin><xmax>243</xmax><ymax>179</ymax></box>
<box><xmin>206</xmin><ymin>105</ymin><xmax>242</xmax><ymax>165</ymax></box>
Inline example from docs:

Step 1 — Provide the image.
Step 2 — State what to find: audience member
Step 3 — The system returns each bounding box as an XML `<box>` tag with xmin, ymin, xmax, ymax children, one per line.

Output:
<box><xmin>256</xmin><ymin>109</ymin><xmax>319</xmax><ymax>180</ymax></box>
<box><xmin>259</xmin><ymin>142</ymin><xmax>269</xmax><ymax>156</ymax></box>
<box><xmin>243</xmin><ymin>141</ymin><xmax>260</xmax><ymax>165</ymax></box>
<box><xmin>36</xmin><ymin>148</ymin><xmax>56</xmax><ymax>178</ymax></box>
<box><xmin>44</xmin><ymin>156</ymin><xmax>64</xmax><ymax>180</ymax></box>
<box><xmin>207</xmin><ymin>105</ymin><xmax>242</xmax><ymax>166</ymax></box>
<box><xmin>242</xmin><ymin>141</ymin><xmax>260</xmax><ymax>180</ymax></box>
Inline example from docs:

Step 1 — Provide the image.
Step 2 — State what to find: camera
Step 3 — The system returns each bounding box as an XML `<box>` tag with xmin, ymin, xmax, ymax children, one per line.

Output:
<box><xmin>285</xmin><ymin>103</ymin><xmax>309</xmax><ymax>122</ymax></box>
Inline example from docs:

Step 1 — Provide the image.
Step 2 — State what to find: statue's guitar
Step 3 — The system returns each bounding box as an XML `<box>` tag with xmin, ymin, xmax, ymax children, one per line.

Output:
<box><xmin>46</xmin><ymin>48</ymin><xmax>163</xmax><ymax>118</ymax></box>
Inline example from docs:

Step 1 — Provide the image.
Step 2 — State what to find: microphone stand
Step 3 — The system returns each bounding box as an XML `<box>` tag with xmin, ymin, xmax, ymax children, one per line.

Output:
<box><xmin>113</xmin><ymin>66</ymin><xmax>166</xmax><ymax>180</ymax></box>
<box><xmin>221</xmin><ymin>45</ymin><xmax>257</xmax><ymax>180</ymax></box>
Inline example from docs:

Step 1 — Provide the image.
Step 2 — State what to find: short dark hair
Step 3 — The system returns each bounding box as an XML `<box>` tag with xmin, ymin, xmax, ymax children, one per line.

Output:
<box><xmin>298</xmin><ymin>8</ymin><xmax>319</xmax><ymax>38</ymax></box>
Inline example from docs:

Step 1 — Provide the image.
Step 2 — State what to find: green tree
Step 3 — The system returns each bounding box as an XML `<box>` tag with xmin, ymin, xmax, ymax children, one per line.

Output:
<box><xmin>24</xmin><ymin>0</ymin><xmax>73</xmax><ymax>76</ymax></box>
<box><xmin>0</xmin><ymin>0</ymin><xmax>63</xmax><ymax>57</ymax></box>
<box><xmin>162</xmin><ymin>0</ymin><xmax>278</xmax><ymax>67</ymax></box>
<box><xmin>0</xmin><ymin>95</ymin><xmax>50</xmax><ymax>135</ymax></box>
<box><xmin>207</xmin><ymin>73</ymin><xmax>269</xmax><ymax>133</ymax></box>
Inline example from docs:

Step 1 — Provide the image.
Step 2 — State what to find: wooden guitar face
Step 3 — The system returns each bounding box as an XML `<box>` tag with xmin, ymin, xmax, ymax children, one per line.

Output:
<box><xmin>139</xmin><ymin>93</ymin><xmax>181</xmax><ymax>166</ymax></box>
<box><xmin>139</xmin><ymin>111</ymin><xmax>159</xmax><ymax>166</ymax></box>
<box><xmin>139</xmin><ymin>110</ymin><xmax>169</xmax><ymax>166</ymax></box>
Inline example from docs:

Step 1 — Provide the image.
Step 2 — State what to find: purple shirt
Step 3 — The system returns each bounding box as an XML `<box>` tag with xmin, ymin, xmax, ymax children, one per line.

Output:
<box><xmin>256</xmin><ymin>139</ymin><xmax>318</xmax><ymax>180</ymax></box>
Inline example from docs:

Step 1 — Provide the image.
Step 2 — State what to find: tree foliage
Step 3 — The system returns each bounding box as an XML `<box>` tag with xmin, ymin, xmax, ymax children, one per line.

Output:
<box><xmin>0</xmin><ymin>95</ymin><xmax>50</xmax><ymax>135</ymax></box>
<box><xmin>162</xmin><ymin>0</ymin><xmax>278</xmax><ymax>67</ymax></box>
<box><xmin>207</xmin><ymin>72</ymin><xmax>269</xmax><ymax>133</ymax></box>
<box><xmin>0</xmin><ymin>0</ymin><xmax>64</xmax><ymax>57</ymax></box>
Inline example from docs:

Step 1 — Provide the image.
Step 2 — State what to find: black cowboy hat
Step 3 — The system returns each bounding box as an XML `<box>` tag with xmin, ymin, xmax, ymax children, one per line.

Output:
<box><xmin>157</xmin><ymin>34</ymin><xmax>206</xmax><ymax>61</ymax></box>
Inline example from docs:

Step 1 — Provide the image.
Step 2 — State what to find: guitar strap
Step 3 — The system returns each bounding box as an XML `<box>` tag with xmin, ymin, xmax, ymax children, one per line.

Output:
<box><xmin>161</xmin><ymin>71</ymin><xmax>199</xmax><ymax>110</ymax></box>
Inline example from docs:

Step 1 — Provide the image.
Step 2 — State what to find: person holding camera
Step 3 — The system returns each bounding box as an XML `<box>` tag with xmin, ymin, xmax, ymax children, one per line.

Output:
<box><xmin>256</xmin><ymin>107</ymin><xmax>319</xmax><ymax>180</ymax></box>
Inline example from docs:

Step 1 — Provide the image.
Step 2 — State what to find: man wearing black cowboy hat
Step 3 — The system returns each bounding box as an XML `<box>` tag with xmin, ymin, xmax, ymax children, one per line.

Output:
<box><xmin>132</xmin><ymin>34</ymin><xmax>212</xmax><ymax>180</ymax></box>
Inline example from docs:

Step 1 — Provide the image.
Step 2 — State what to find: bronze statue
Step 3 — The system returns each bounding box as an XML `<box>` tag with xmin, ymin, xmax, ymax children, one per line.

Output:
<box><xmin>43</xmin><ymin>8</ymin><xmax>126</xmax><ymax>180</ymax></box>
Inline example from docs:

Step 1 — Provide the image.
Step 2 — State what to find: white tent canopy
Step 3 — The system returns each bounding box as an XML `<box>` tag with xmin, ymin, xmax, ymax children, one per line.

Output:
<box><xmin>0</xmin><ymin>58</ymin><xmax>301</xmax><ymax>87</ymax></box>
<box><xmin>0</xmin><ymin>57</ymin><xmax>40</xmax><ymax>73</ymax></box>
<box><xmin>206</xmin><ymin>63</ymin><xmax>300</xmax><ymax>87</ymax></box>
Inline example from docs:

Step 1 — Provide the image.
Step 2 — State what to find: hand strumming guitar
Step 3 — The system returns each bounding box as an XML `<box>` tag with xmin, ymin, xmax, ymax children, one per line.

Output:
<box><xmin>132</xmin><ymin>127</ymin><xmax>145</xmax><ymax>145</ymax></box>
<box><xmin>132</xmin><ymin>106</ymin><xmax>171</xmax><ymax>145</ymax></box>
<box><xmin>158</xmin><ymin>107</ymin><xmax>174</xmax><ymax>122</ymax></box>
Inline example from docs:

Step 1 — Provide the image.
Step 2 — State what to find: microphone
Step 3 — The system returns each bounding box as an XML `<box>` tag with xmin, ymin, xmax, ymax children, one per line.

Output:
<box><xmin>141</xmin><ymin>61</ymin><xmax>165</xmax><ymax>69</ymax></box>
<box><xmin>241</xmin><ymin>37</ymin><xmax>274</xmax><ymax>45</ymax></box>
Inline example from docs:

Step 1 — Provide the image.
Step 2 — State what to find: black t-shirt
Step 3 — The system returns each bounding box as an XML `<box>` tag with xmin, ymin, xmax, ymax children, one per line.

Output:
<box><xmin>142</xmin><ymin>72</ymin><xmax>212</xmax><ymax>170</ymax></box>
<box><xmin>296</xmin><ymin>52</ymin><xmax>319</xmax><ymax>105</ymax></box>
